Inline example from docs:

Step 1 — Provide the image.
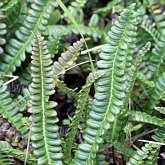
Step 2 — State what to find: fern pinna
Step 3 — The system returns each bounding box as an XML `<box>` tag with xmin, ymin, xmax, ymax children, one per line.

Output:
<box><xmin>75</xmin><ymin>4</ymin><xmax>138</xmax><ymax>164</ymax></box>
<box><xmin>28</xmin><ymin>33</ymin><xmax>63</xmax><ymax>165</ymax></box>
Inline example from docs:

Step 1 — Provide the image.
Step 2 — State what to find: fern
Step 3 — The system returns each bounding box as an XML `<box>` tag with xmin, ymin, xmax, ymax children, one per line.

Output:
<box><xmin>149</xmin><ymin>36</ymin><xmax>165</xmax><ymax>78</ymax></box>
<box><xmin>129</xmin><ymin>111</ymin><xmax>164</xmax><ymax>127</ymax></box>
<box><xmin>28</xmin><ymin>33</ymin><xmax>63</xmax><ymax>164</ymax></box>
<box><xmin>113</xmin><ymin>141</ymin><xmax>134</xmax><ymax>157</ymax></box>
<box><xmin>0</xmin><ymin>22</ymin><xmax>7</xmax><ymax>54</ymax></box>
<box><xmin>53</xmin><ymin>38</ymin><xmax>86</xmax><ymax>77</ymax></box>
<box><xmin>140</xmin><ymin>19</ymin><xmax>160</xmax><ymax>43</ymax></box>
<box><xmin>75</xmin><ymin>4</ymin><xmax>137</xmax><ymax>164</ymax></box>
<box><xmin>0</xmin><ymin>0</ymin><xmax>55</xmax><ymax>74</ymax></box>
<box><xmin>64</xmin><ymin>71</ymin><xmax>104</xmax><ymax>163</ymax></box>
<box><xmin>55</xmin><ymin>79</ymin><xmax>78</xmax><ymax>100</ymax></box>
<box><xmin>1</xmin><ymin>0</ymin><xmax>22</xmax><ymax>28</ymax></box>
<box><xmin>45</xmin><ymin>25</ymin><xmax>103</xmax><ymax>38</ymax></box>
<box><xmin>0</xmin><ymin>80</ymin><xmax>28</xmax><ymax>137</ymax></box>
<box><xmin>126</xmin><ymin>143</ymin><xmax>158</xmax><ymax>165</ymax></box>
<box><xmin>0</xmin><ymin>141</ymin><xmax>36</xmax><ymax>164</ymax></box>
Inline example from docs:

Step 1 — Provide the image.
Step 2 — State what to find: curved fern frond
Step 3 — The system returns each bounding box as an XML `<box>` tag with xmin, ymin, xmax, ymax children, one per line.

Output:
<box><xmin>75</xmin><ymin>4</ymin><xmax>137</xmax><ymax>164</ymax></box>
<box><xmin>126</xmin><ymin>143</ymin><xmax>158</xmax><ymax>165</ymax></box>
<box><xmin>95</xmin><ymin>148</ymin><xmax>107</xmax><ymax>165</ymax></box>
<box><xmin>53</xmin><ymin>38</ymin><xmax>86</xmax><ymax>77</ymax></box>
<box><xmin>0</xmin><ymin>141</ymin><xmax>36</xmax><ymax>164</ymax></box>
<box><xmin>64</xmin><ymin>71</ymin><xmax>104</xmax><ymax>163</ymax></box>
<box><xmin>28</xmin><ymin>33</ymin><xmax>63</xmax><ymax>164</ymax></box>
<box><xmin>45</xmin><ymin>25</ymin><xmax>103</xmax><ymax>38</ymax></box>
<box><xmin>129</xmin><ymin>111</ymin><xmax>164</xmax><ymax>127</ymax></box>
<box><xmin>0</xmin><ymin>80</ymin><xmax>28</xmax><ymax>137</ymax></box>
<box><xmin>0</xmin><ymin>0</ymin><xmax>55</xmax><ymax>74</ymax></box>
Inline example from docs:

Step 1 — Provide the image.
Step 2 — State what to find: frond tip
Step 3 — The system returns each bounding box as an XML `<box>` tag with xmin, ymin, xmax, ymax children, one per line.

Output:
<box><xmin>29</xmin><ymin>33</ymin><xmax>63</xmax><ymax>165</ymax></box>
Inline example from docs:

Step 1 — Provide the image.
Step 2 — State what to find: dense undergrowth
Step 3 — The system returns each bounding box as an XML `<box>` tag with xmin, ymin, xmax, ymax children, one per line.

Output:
<box><xmin>0</xmin><ymin>0</ymin><xmax>165</xmax><ymax>164</ymax></box>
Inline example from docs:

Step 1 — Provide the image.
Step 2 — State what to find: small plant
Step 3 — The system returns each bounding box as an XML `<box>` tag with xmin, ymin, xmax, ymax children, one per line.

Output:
<box><xmin>0</xmin><ymin>0</ymin><xmax>165</xmax><ymax>165</ymax></box>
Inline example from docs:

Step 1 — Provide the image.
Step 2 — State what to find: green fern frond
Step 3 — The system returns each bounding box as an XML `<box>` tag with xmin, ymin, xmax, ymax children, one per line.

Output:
<box><xmin>145</xmin><ymin>0</ymin><xmax>165</xmax><ymax>34</ymax></box>
<box><xmin>0</xmin><ymin>80</ymin><xmax>28</xmax><ymax>137</ymax></box>
<box><xmin>140</xmin><ymin>19</ymin><xmax>160</xmax><ymax>43</ymax></box>
<box><xmin>129</xmin><ymin>111</ymin><xmax>164</xmax><ymax>127</ymax></box>
<box><xmin>53</xmin><ymin>38</ymin><xmax>86</xmax><ymax>77</ymax></box>
<box><xmin>29</xmin><ymin>33</ymin><xmax>63</xmax><ymax>164</ymax></box>
<box><xmin>113</xmin><ymin>141</ymin><xmax>134</xmax><ymax>157</ymax></box>
<box><xmin>0</xmin><ymin>141</ymin><xmax>36</xmax><ymax>164</ymax></box>
<box><xmin>45</xmin><ymin>25</ymin><xmax>103</xmax><ymax>38</ymax></box>
<box><xmin>64</xmin><ymin>71</ymin><xmax>104</xmax><ymax>163</ymax></box>
<box><xmin>55</xmin><ymin>78</ymin><xmax>78</xmax><ymax>100</ymax></box>
<box><xmin>136</xmin><ymin>72</ymin><xmax>155</xmax><ymax>88</ymax></box>
<box><xmin>1</xmin><ymin>0</ymin><xmax>22</xmax><ymax>28</ymax></box>
<box><xmin>155</xmin><ymin>106</ymin><xmax>165</xmax><ymax>114</ymax></box>
<box><xmin>0</xmin><ymin>153</ymin><xmax>13</xmax><ymax>165</ymax></box>
<box><xmin>47</xmin><ymin>33</ymin><xmax>63</xmax><ymax>58</ymax></box>
<box><xmin>126</xmin><ymin>143</ymin><xmax>158</xmax><ymax>165</ymax></box>
<box><xmin>146</xmin><ymin>72</ymin><xmax>165</xmax><ymax>110</ymax></box>
<box><xmin>75</xmin><ymin>4</ymin><xmax>137</xmax><ymax>164</ymax></box>
<box><xmin>0</xmin><ymin>0</ymin><xmax>55</xmax><ymax>74</ymax></box>
<box><xmin>95</xmin><ymin>148</ymin><xmax>107</xmax><ymax>165</ymax></box>
<box><xmin>124</xmin><ymin>42</ymin><xmax>151</xmax><ymax>105</ymax></box>
<box><xmin>19</xmin><ymin>64</ymin><xmax>32</xmax><ymax>86</ymax></box>
<box><xmin>149</xmin><ymin>36</ymin><xmax>165</xmax><ymax>78</ymax></box>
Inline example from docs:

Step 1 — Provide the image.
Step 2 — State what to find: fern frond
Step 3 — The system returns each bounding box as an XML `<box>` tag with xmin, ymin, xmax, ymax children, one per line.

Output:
<box><xmin>75</xmin><ymin>4</ymin><xmax>137</xmax><ymax>164</ymax></box>
<box><xmin>53</xmin><ymin>38</ymin><xmax>86</xmax><ymax>77</ymax></box>
<box><xmin>0</xmin><ymin>153</ymin><xmax>13</xmax><ymax>165</ymax></box>
<box><xmin>47</xmin><ymin>33</ymin><xmax>63</xmax><ymax>58</ymax></box>
<box><xmin>0</xmin><ymin>141</ymin><xmax>36</xmax><ymax>164</ymax></box>
<box><xmin>145</xmin><ymin>0</ymin><xmax>165</xmax><ymax>34</ymax></box>
<box><xmin>126</xmin><ymin>143</ymin><xmax>158</xmax><ymax>165</ymax></box>
<box><xmin>19</xmin><ymin>64</ymin><xmax>32</xmax><ymax>86</ymax></box>
<box><xmin>64</xmin><ymin>71</ymin><xmax>104</xmax><ymax>163</ymax></box>
<box><xmin>0</xmin><ymin>80</ymin><xmax>28</xmax><ymax>137</ymax></box>
<box><xmin>45</xmin><ymin>25</ymin><xmax>103</xmax><ymax>38</ymax></box>
<box><xmin>129</xmin><ymin>111</ymin><xmax>164</xmax><ymax>127</ymax></box>
<box><xmin>1</xmin><ymin>0</ymin><xmax>22</xmax><ymax>28</ymax></box>
<box><xmin>113</xmin><ymin>141</ymin><xmax>134</xmax><ymax>157</ymax></box>
<box><xmin>0</xmin><ymin>0</ymin><xmax>55</xmax><ymax>74</ymax></box>
<box><xmin>149</xmin><ymin>36</ymin><xmax>165</xmax><ymax>78</ymax></box>
<box><xmin>95</xmin><ymin>148</ymin><xmax>107</xmax><ymax>165</ymax></box>
<box><xmin>140</xmin><ymin>19</ymin><xmax>160</xmax><ymax>43</ymax></box>
<box><xmin>55</xmin><ymin>78</ymin><xmax>78</xmax><ymax>100</ymax></box>
<box><xmin>29</xmin><ymin>33</ymin><xmax>63</xmax><ymax>164</ymax></box>
<box><xmin>146</xmin><ymin>72</ymin><xmax>165</xmax><ymax>110</ymax></box>
<box><xmin>136</xmin><ymin>72</ymin><xmax>155</xmax><ymax>88</ymax></box>
<box><xmin>155</xmin><ymin>106</ymin><xmax>165</xmax><ymax>114</ymax></box>
<box><xmin>124</xmin><ymin>42</ymin><xmax>151</xmax><ymax>105</ymax></box>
